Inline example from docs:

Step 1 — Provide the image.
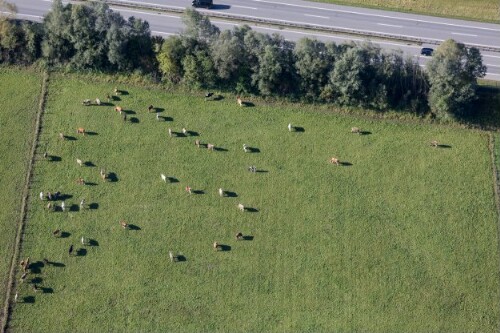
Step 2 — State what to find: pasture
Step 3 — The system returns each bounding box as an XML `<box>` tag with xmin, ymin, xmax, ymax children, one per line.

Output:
<box><xmin>0</xmin><ymin>68</ymin><xmax>42</xmax><ymax>311</ymax></box>
<box><xmin>8</xmin><ymin>73</ymin><xmax>500</xmax><ymax>332</ymax></box>
<box><xmin>312</xmin><ymin>0</ymin><xmax>500</xmax><ymax>22</ymax></box>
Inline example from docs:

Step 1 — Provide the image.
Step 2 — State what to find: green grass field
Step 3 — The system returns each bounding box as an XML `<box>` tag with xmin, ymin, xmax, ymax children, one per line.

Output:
<box><xmin>310</xmin><ymin>0</ymin><xmax>500</xmax><ymax>23</ymax></box>
<box><xmin>0</xmin><ymin>68</ymin><xmax>42</xmax><ymax>312</ymax></box>
<box><xmin>7</xmin><ymin>73</ymin><xmax>500</xmax><ymax>332</ymax></box>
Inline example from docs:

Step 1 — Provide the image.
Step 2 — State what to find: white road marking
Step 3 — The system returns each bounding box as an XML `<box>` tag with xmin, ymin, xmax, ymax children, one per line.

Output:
<box><xmin>304</xmin><ymin>14</ymin><xmax>329</xmax><ymax>19</ymax></box>
<box><xmin>486</xmin><ymin>64</ymin><xmax>500</xmax><ymax>68</ymax></box>
<box><xmin>451</xmin><ymin>32</ymin><xmax>478</xmax><ymax>37</ymax></box>
<box><xmin>377</xmin><ymin>23</ymin><xmax>403</xmax><ymax>28</ymax></box>
<box><xmin>111</xmin><ymin>0</ymin><xmax>184</xmax><ymax>10</ymax></box>
<box><xmin>483</xmin><ymin>54</ymin><xmax>500</xmax><ymax>59</ymax></box>
<box><xmin>250</xmin><ymin>0</ymin><xmax>500</xmax><ymax>32</ymax></box>
<box><xmin>232</xmin><ymin>5</ymin><xmax>258</xmax><ymax>10</ymax></box>
<box><xmin>3</xmin><ymin>12</ymin><xmax>44</xmax><ymax>19</ymax></box>
<box><xmin>110</xmin><ymin>7</ymin><xmax>179</xmax><ymax>18</ymax></box>
<box><xmin>152</xmin><ymin>31</ymin><xmax>175</xmax><ymax>35</ymax></box>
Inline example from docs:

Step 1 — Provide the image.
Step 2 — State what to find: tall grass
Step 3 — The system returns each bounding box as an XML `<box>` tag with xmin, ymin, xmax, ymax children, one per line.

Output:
<box><xmin>8</xmin><ymin>73</ymin><xmax>500</xmax><ymax>332</ymax></box>
<box><xmin>0</xmin><ymin>68</ymin><xmax>42</xmax><ymax>307</ymax></box>
<box><xmin>311</xmin><ymin>0</ymin><xmax>500</xmax><ymax>23</ymax></box>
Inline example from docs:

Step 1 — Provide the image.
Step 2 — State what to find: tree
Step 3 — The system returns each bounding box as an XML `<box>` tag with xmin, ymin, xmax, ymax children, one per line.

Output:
<box><xmin>42</xmin><ymin>0</ymin><xmax>73</xmax><ymax>65</ymax></box>
<box><xmin>294</xmin><ymin>38</ymin><xmax>331</xmax><ymax>100</ymax></box>
<box><xmin>426</xmin><ymin>39</ymin><xmax>486</xmax><ymax>119</ymax></box>
<box><xmin>156</xmin><ymin>35</ymin><xmax>186</xmax><ymax>83</ymax></box>
<box><xmin>181</xmin><ymin>8</ymin><xmax>219</xmax><ymax>45</ymax></box>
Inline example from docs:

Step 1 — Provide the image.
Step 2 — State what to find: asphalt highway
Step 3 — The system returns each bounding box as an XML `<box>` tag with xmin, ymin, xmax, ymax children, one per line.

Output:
<box><xmin>6</xmin><ymin>0</ymin><xmax>500</xmax><ymax>80</ymax></box>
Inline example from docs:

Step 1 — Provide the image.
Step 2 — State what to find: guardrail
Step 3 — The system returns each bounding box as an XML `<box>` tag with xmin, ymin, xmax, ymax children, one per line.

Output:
<box><xmin>84</xmin><ymin>0</ymin><xmax>500</xmax><ymax>52</ymax></box>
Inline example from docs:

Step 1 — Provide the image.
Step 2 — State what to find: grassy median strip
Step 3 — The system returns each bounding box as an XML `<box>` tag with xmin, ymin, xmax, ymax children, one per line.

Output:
<box><xmin>7</xmin><ymin>73</ymin><xmax>500</xmax><ymax>332</ymax></box>
<box><xmin>310</xmin><ymin>0</ymin><xmax>500</xmax><ymax>23</ymax></box>
<box><xmin>0</xmin><ymin>68</ymin><xmax>43</xmax><ymax>323</ymax></box>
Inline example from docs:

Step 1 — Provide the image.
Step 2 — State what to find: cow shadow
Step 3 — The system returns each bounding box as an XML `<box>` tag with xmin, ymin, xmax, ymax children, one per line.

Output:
<box><xmin>248</xmin><ymin>147</ymin><xmax>260</xmax><ymax>153</ymax></box>
<box><xmin>360</xmin><ymin>131</ymin><xmax>372</xmax><ymax>135</ymax></box>
<box><xmin>128</xmin><ymin>224</ymin><xmax>141</xmax><ymax>231</ymax></box>
<box><xmin>242</xmin><ymin>101</ymin><xmax>255</xmax><ymax>107</ymax></box>
<box><xmin>85</xmin><ymin>182</ymin><xmax>98</xmax><ymax>186</ymax></box>
<box><xmin>50</xmin><ymin>262</ymin><xmax>65</xmax><ymax>268</ymax></box>
<box><xmin>164</xmin><ymin>116</ymin><xmax>174</xmax><ymax>122</ymax></box>
<box><xmin>48</xmin><ymin>155</ymin><xmax>62</xmax><ymax>162</ymax></box>
<box><xmin>123</xmin><ymin>110</ymin><xmax>136</xmax><ymax>115</ymax></box>
<box><xmin>60</xmin><ymin>231</ymin><xmax>71</xmax><ymax>238</ymax></box>
<box><xmin>22</xmin><ymin>296</ymin><xmax>35</xmax><ymax>303</ymax></box>
<box><xmin>63</xmin><ymin>135</ymin><xmax>77</xmax><ymax>141</ymax></box>
<box><xmin>88</xmin><ymin>239</ymin><xmax>99</xmax><ymax>246</ymax></box>
<box><xmin>225</xmin><ymin>191</ymin><xmax>238</xmax><ymax>198</ymax></box>
<box><xmin>246</xmin><ymin>207</ymin><xmax>259</xmax><ymax>213</ymax></box>
<box><xmin>175</xmin><ymin>132</ymin><xmax>186</xmax><ymax>137</ymax></box>
<box><xmin>154</xmin><ymin>107</ymin><xmax>165</xmax><ymax>113</ymax></box>
<box><xmin>85</xmin><ymin>131</ymin><xmax>98</xmax><ymax>136</ymax></box>
<box><xmin>58</xmin><ymin>194</ymin><xmax>72</xmax><ymax>201</ymax></box>
<box><xmin>129</xmin><ymin>117</ymin><xmax>140</xmax><ymax>123</ymax></box>
<box><xmin>256</xmin><ymin>169</ymin><xmax>268</xmax><ymax>173</ymax></box>
<box><xmin>89</xmin><ymin>203</ymin><xmax>99</xmax><ymax>210</ymax></box>
<box><xmin>29</xmin><ymin>261</ymin><xmax>44</xmax><ymax>274</ymax></box>
<box><xmin>218</xmin><ymin>244</ymin><xmax>231</xmax><ymax>251</ymax></box>
<box><xmin>213</xmin><ymin>94</ymin><xmax>224</xmax><ymax>101</ymax></box>
<box><xmin>118</xmin><ymin>90</ymin><xmax>129</xmax><ymax>95</ymax></box>
<box><xmin>112</xmin><ymin>96</ymin><xmax>121</xmax><ymax>101</ymax></box>
<box><xmin>107</xmin><ymin>172</ymin><xmax>118</xmax><ymax>182</ymax></box>
<box><xmin>84</xmin><ymin>161</ymin><xmax>96</xmax><ymax>167</ymax></box>
<box><xmin>31</xmin><ymin>277</ymin><xmax>43</xmax><ymax>284</ymax></box>
<box><xmin>76</xmin><ymin>248</ymin><xmax>87</xmax><ymax>256</ymax></box>
<box><xmin>175</xmin><ymin>255</ymin><xmax>187</xmax><ymax>262</ymax></box>
<box><xmin>69</xmin><ymin>204</ymin><xmax>79</xmax><ymax>212</ymax></box>
<box><xmin>192</xmin><ymin>190</ymin><xmax>205</xmax><ymax>195</ymax></box>
<box><xmin>293</xmin><ymin>127</ymin><xmax>305</xmax><ymax>132</ymax></box>
<box><xmin>168</xmin><ymin>177</ymin><xmax>179</xmax><ymax>183</ymax></box>
<box><xmin>340</xmin><ymin>161</ymin><xmax>353</xmax><ymax>166</ymax></box>
<box><xmin>242</xmin><ymin>235</ymin><xmax>254</xmax><ymax>241</ymax></box>
<box><xmin>187</xmin><ymin>131</ymin><xmax>199</xmax><ymax>136</ymax></box>
<box><xmin>437</xmin><ymin>144</ymin><xmax>452</xmax><ymax>149</ymax></box>
<box><xmin>41</xmin><ymin>287</ymin><xmax>54</xmax><ymax>294</ymax></box>
<box><xmin>100</xmin><ymin>102</ymin><xmax>114</xmax><ymax>106</ymax></box>
<box><xmin>214</xmin><ymin>147</ymin><xmax>228</xmax><ymax>152</ymax></box>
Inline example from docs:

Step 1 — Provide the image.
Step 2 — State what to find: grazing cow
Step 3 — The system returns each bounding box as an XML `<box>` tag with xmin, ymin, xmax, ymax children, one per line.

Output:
<box><xmin>53</xmin><ymin>229</ymin><xmax>61</xmax><ymax>237</ymax></box>
<box><xmin>61</xmin><ymin>201</ymin><xmax>65</xmax><ymax>212</ymax></box>
<box><xmin>59</xmin><ymin>132</ymin><xmax>65</xmax><ymax>140</ymax></box>
<box><xmin>218</xmin><ymin>188</ymin><xmax>224</xmax><ymax>197</ymax></box>
<box><xmin>148</xmin><ymin>105</ymin><xmax>154</xmax><ymax>112</ymax></box>
<box><xmin>32</xmin><ymin>284</ymin><xmax>40</xmax><ymax>292</ymax></box>
<box><xmin>161</xmin><ymin>174</ymin><xmax>167</xmax><ymax>183</ymax></box>
<box><xmin>81</xmin><ymin>236</ymin><xmax>85</xmax><ymax>245</ymax></box>
<box><xmin>43</xmin><ymin>258</ymin><xmax>49</xmax><ymax>265</ymax></box>
<box><xmin>114</xmin><ymin>87</ymin><xmax>119</xmax><ymax>96</ymax></box>
<box><xmin>80</xmin><ymin>199</ymin><xmax>85</xmax><ymax>210</ymax></box>
<box><xmin>76</xmin><ymin>177</ymin><xmax>85</xmax><ymax>185</ymax></box>
<box><xmin>430</xmin><ymin>140</ymin><xmax>438</xmax><ymax>147</ymax></box>
<box><xmin>100</xmin><ymin>169</ymin><xmax>107</xmax><ymax>181</ymax></box>
<box><xmin>47</xmin><ymin>192</ymin><xmax>53</xmax><ymax>201</ymax></box>
<box><xmin>185</xmin><ymin>186</ymin><xmax>192</xmax><ymax>194</ymax></box>
<box><xmin>288</xmin><ymin>123</ymin><xmax>292</xmax><ymax>132</ymax></box>
<box><xmin>168</xmin><ymin>128</ymin><xmax>172</xmax><ymax>137</ymax></box>
<box><xmin>243</xmin><ymin>144</ymin><xmax>249</xmax><ymax>153</ymax></box>
<box><xmin>156</xmin><ymin>113</ymin><xmax>160</xmax><ymax>121</ymax></box>
<box><xmin>69</xmin><ymin>245</ymin><xmax>74</xmax><ymax>256</ymax></box>
<box><xmin>20</xmin><ymin>273</ymin><xmax>27</xmax><ymax>282</ymax></box>
<box><xmin>330</xmin><ymin>157</ymin><xmax>340</xmax><ymax>166</ymax></box>
<box><xmin>195</xmin><ymin>140</ymin><xmax>201</xmax><ymax>148</ymax></box>
<box><xmin>95</xmin><ymin>98</ymin><xmax>101</xmax><ymax>105</ymax></box>
<box><xmin>207</xmin><ymin>143</ymin><xmax>215</xmax><ymax>151</ymax></box>
<box><xmin>106</xmin><ymin>94</ymin><xmax>111</xmax><ymax>103</ymax></box>
<box><xmin>248</xmin><ymin>166</ymin><xmax>257</xmax><ymax>173</ymax></box>
<box><xmin>213</xmin><ymin>241</ymin><xmax>221</xmax><ymax>251</ymax></box>
<box><xmin>54</xmin><ymin>191</ymin><xmax>60</xmax><ymax>200</ymax></box>
<box><xmin>236</xmin><ymin>232</ymin><xmax>243</xmax><ymax>240</ymax></box>
<box><xmin>114</xmin><ymin>106</ymin><xmax>122</xmax><ymax>113</ymax></box>
<box><xmin>169</xmin><ymin>251</ymin><xmax>175</xmax><ymax>262</ymax></box>
<box><xmin>14</xmin><ymin>293</ymin><xmax>18</xmax><ymax>303</ymax></box>
<box><xmin>76</xmin><ymin>159</ymin><xmax>83</xmax><ymax>167</ymax></box>
<box><xmin>40</xmin><ymin>192</ymin><xmax>44</xmax><ymax>201</ymax></box>
<box><xmin>82</xmin><ymin>99</ymin><xmax>91</xmax><ymax>106</ymax></box>
<box><xmin>237</xmin><ymin>96</ymin><xmax>243</xmax><ymax>107</ymax></box>
<box><xmin>120</xmin><ymin>220</ymin><xmax>129</xmax><ymax>229</ymax></box>
<box><xmin>238</xmin><ymin>203</ymin><xmax>245</xmax><ymax>212</ymax></box>
<box><xmin>351</xmin><ymin>127</ymin><xmax>361</xmax><ymax>134</ymax></box>
<box><xmin>122</xmin><ymin>113</ymin><xmax>127</xmax><ymax>122</ymax></box>
<box><xmin>77</xmin><ymin>128</ymin><xmax>85</xmax><ymax>135</ymax></box>
<box><xmin>46</xmin><ymin>202</ymin><xmax>53</xmax><ymax>211</ymax></box>
<box><xmin>205</xmin><ymin>92</ymin><xmax>213</xmax><ymax>101</ymax></box>
<box><xmin>182</xmin><ymin>128</ymin><xmax>187</xmax><ymax>135</ymax></box>
<box><xmin>25</xmin><ymin>257</ymin><xmax>30</xmax><ymax>269</ymax></box>
<box><xmin>43</xmin><ymin>151</ymin><xmax>48</xmax><ymax>159</ymax></box>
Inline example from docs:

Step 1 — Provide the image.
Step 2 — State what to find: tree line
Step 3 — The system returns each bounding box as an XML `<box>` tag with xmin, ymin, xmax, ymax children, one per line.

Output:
<box><xmin>0</xmin><ymin>1</ymin><xmax>487</xmax><ymax>120</ymax></box>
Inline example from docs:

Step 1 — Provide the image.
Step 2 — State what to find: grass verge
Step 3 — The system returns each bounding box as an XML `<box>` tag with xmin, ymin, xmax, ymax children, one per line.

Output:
<box><xmin>7</xmin><ymin>72</ymin><xmax>500</xmax><ymax>332</ymax></box>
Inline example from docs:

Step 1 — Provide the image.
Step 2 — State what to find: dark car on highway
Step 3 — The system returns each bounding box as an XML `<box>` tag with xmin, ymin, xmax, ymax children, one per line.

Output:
<box><xmin>192</xmin><ymin>0</ymin><xmax>213</xmax><ymax>8</ymax></box>
<box><xmin>420</xmin><ymin>47</ymin><xmax>434</xmax><ymax>56</ymax></box>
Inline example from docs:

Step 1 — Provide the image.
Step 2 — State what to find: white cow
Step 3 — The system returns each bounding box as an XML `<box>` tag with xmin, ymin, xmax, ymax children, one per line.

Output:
<box><xmin>161</xmin><ymin>174</ymin><xmax>167</xmax><ymax>182</ymax></box>
<box><xmin>218</xmin><ymin>188</ymin><xmax>224</xmax><ymax>197</ymax></box>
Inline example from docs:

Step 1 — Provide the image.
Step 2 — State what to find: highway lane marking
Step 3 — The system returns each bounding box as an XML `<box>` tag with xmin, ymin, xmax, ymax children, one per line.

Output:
<box><xmin>109</xmin><ymin>0</ymin><xmax>184</xmax><ymax>10</ymax></box>
<box><xmin>110</xmin><ymin>7</ymin><xmax>180</xmax><ymax>18</ymax></box>
<box><xmin>484</xmin><ymin>54</ymin><xmax>500</xmax><ymax>59</ymax></box>
<box><xmin>486</xmin><ymin>64</ymin><xmax>500</xmax><ymax>68</ymax></box>
<box><xmin>304</xmin><ymin>14</ymin><xmax>330</xmax><ymax>19</ymax></box>
<box><xmin>451</xmin><ymin>32</ymin><xmax>478</xmax><ymax>37</ymax></box>
<box><xmin>377</xmin><ymin>23</ymin><xmax>403</xmax><ymax>28</ymax></box>
<box><xmin>250</xmin><ymin>0</ymin><xmax>500</xmax><ymax>32</ymax></box>
<box><xmin>232</xmin><ymin>5</ymin><xmax>259</xmax><ymax>10</ymax></box>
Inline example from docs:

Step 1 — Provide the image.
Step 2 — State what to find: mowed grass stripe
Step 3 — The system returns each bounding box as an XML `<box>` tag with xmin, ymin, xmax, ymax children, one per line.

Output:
<box><xmin>0</xmin><ymin>68</ymin><xmax>43</xmax><ymax>321</ymax></box>
<box><xmin>9</xmin><ymin>73</ymin><xmax>500</xmax><ymax>332</ymax></box>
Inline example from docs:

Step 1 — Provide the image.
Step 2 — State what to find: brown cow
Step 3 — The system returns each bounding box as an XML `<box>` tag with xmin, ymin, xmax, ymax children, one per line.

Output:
<box><xmin>430</xmin><ymin>140</ymin><xmax>438</xmax><ymax>147</ymax></box>
<box><xmin>213</xmin><ymin>242</ymin><xmax>221</xmax><ymax>251</ymax></box>
<box><xmin>76</xmin><ymin>177</ymin><xmax>85</xmax><ymax>185</ymax></box>
<box><xmin>207</xmin><ymin>143</ymin><xmax>215</xmax><ymax>151</ymax></box>
<box><xmin>237</xmin><ymin>96</ymin><xmax>243</xmax><ymax>107</ymax></box>
<box><xmin>114</xmin><ymin>106</ymin><xmax>123</xmax><ymax>113</ymax></box>
<box><xmin>330</xmin><ymin>157</ymin><xmax>340</xmax><ymax>166</ymax></box>
<box><xmin>236</xmin><ymin>232</ymin><xmax>243</xmax><ymax>240</ymax></box>
<box><xmin>148</xmin><ymin>105</ymin><xmax>154</xmax><ymax>112</ymax></box>
<box><xmin>120</xmin><ymin>220</ymin><xmax>129</xmax><ymax>229</ymax></box>
<box><xmin>77</xmin><ymin>128</ymin><xmax>85</xmax><ymax>135</ymax></box>
<box><xmin>195</xmin><ymin>140</ymin><xmax>201</xmax><ymax>148</ymax></box>
<box><xmin>351</xmin><ymin>127</ymin><xmax>361</xmax><ymax>134</ymax></box>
